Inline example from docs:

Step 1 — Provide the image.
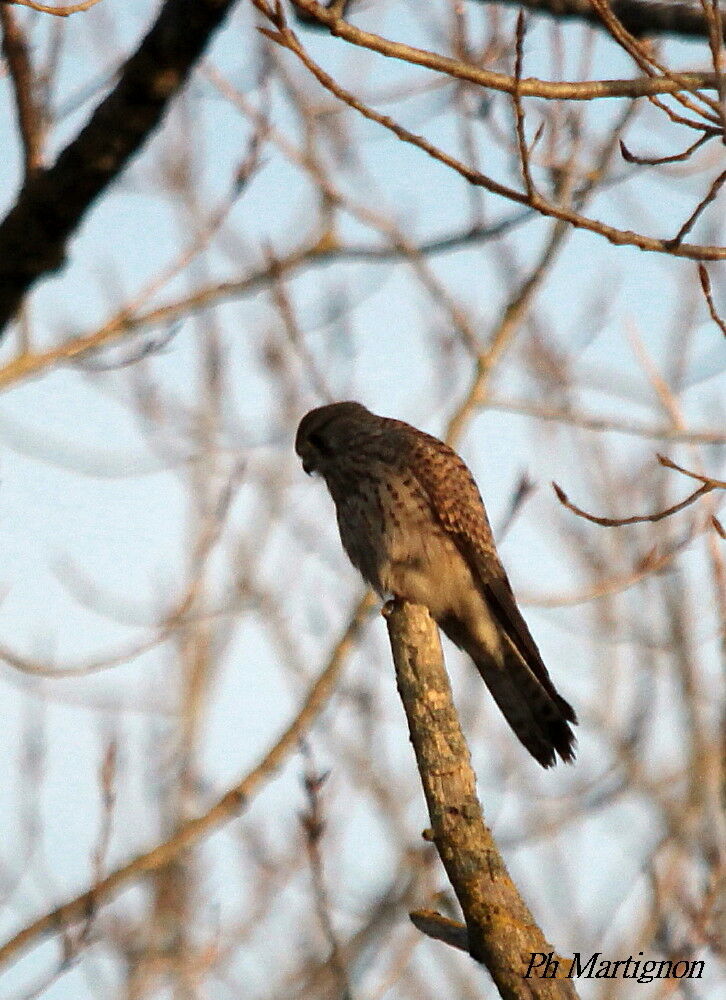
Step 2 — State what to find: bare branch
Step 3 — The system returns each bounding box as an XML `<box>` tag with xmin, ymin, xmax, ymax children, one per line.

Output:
<box><xmin>300</xmin><ymin>762</ymin><xmax>351</xmax><ymax>999</ymax></box>
<box><xmin>0</xmin><ymin>0</ymin><xmax>244</xmax><ymax>337</ymax></box>
<box><xmin>408</xmin><ymin>910</ymin><xmax>469</xmax><ymax>953</ymax></box>
<box><xmin>0</xmin><ymin>594</ymin><xmax>375</xmax><ymax>972</ymax></box>
<box><xmin>486</xmin><ymin>395</ymin><xmax>726</xmax><ymax>444</ymax></box>
<box><xmin>657</xmin><ymin>453</ymin><xmax>726</xmax><ymax>489</ymax></box>
<box><xmin>698</xmin><ymin>264</ymin><xmax>726</xmax><ymax>336</ymax></box>
<box><xmin>286</xmin><ymin>0</ymin><xmax>722</xmax><ymax>102</ymax></box>
<box><xmin>552</xmin><ymin>478</ymin><xmax>718</xmax><ymax>527</ymax></box>
<box><xmin>261</xmin><ymin>7</ymin><xmax>726</xmax><ymax>260</ymax></box>
<box><xmin>588</xmin><ymin>0</ymin><xmax>722</xmax><ymax>120</ymax></box>
<box><xmin>619</xmin><ymin>132</ymin><xmax>714</xmax><ymax>166</ymax></box>
<box><xmin>383</xmin><ymin>601</ymin><xmax>579</xmax><ymax>999</ymax></box>
<box><xmin>5</xmin><ymin>0</ymin><xmax>104</xmax><ymax>14</ymax></box>
<box><xmin>467</xmin><ymin>0</ymin><xmax>726</xmax><ymax>42</ymax></box>
<box><xmin>0</xmin><ymin>5</ymin><xmax>44</xmax><ymax>176</ymax></box>
<box><xmin>667</xmin><ymin>169</ymin><xmax>726</xmax><ymax>248</ymax></box>
<box><xmin>512</xmin><ymin>12</ymin><xmax>535</xmax><ymax>199</ymax></box>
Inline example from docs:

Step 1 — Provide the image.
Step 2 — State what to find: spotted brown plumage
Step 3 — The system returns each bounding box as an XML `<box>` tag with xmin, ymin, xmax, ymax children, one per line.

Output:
<box><xmin>295</xmin><ymin>401</ymin><xmax>577</xmax><ymax>767</ymax></box>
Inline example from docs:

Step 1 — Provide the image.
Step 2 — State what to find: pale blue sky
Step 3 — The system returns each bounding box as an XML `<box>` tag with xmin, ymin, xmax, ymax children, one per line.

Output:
<box><xmin>0</xmin><ymin>2</ymin><xmax>723</xmax><ymax>997</ymax></box>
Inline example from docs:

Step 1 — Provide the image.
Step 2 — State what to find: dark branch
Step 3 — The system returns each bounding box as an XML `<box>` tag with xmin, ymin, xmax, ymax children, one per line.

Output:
<box><xmin>0</xmin><ymin>0</ymin><xmax>241</xmax><ymax>338</ymax></box>
<box><xmin>471</xmin><ymin>0</ymin><xmax>726</xmax><ymax>42</ymax></box>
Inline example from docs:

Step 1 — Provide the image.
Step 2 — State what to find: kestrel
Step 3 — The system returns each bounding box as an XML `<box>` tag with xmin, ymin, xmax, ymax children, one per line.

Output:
<box><xmin>295</xmin><ymin>401</ymin><xmax>577</xmax><ymax>767</ymax></box>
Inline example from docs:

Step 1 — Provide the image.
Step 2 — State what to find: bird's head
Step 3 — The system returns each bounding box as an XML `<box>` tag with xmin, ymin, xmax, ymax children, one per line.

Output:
<box><xmin>295</xmin><ymin>401</ymin><xmax>372</xmax><ymax>476</ymax></box>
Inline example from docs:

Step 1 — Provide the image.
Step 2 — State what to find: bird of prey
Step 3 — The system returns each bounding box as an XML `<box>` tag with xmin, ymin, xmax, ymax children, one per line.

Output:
<box><xmin>296</xmin><ymin>401</ymin><xmax>577</xmax><ymax>767</ymax></box>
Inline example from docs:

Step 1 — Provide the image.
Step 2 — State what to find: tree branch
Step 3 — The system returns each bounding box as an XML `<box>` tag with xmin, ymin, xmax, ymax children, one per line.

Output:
<box><xmin>0</xmin><ymin>0</ymin><xmax>242</xmax><ymax>338</ymax></box>
<box><xmin>268</xmin><ymin>5</ymin><xmax>726</xmax><ymax>261</ymax></box>
<box><xmin>288</xmin><ymin>0</ymin><xmax>721</xmax><ymax>101</ymax></box>
<box><xmin>383</xmin><ymin>600</ymin><xmax>578</xmax><ymax>1000</ymax></box>
<box><xmin>0</xmin><ymin>594</ymin><xmax>374</xmax><ymax>973</ymax></box>
<box><xmin>469</xmin><ymin>0</ymin><xmax>726</xmax><ymax>42</ymax></box>
<box><xmin>0</xmin><ymin>4</ymin><xmax>44</xmax><ymax>177</ymax></box>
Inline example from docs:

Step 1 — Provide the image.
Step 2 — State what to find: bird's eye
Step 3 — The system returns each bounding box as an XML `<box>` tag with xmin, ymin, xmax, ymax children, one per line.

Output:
<box><xmin>308</xmin><ymin>431</ymin><xmax>333</xmax><ymax>456</ymax></box>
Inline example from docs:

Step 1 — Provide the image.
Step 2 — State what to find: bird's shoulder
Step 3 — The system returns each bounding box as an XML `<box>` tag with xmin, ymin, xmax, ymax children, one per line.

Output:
<box><xmin>386</xmin><ymin>422</ymin><xmax>501</xmax><ymax>570</ymax></box>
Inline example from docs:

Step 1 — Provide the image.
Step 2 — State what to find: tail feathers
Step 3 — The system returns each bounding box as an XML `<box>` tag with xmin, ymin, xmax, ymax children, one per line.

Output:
<box><xmin>476</xmin><ymin>651</ymin><xmax>576</xmax><ymax>767</ymax></box>
<box><xmin>439</xmin><ymin>613</ymin><xmax>577</xmax><ymax>767</ymax></box>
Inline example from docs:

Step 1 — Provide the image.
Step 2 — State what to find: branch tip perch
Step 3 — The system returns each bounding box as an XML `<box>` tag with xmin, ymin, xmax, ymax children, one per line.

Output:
<box><xmin>384</xmin><ymin>600</ymin><xmax>578</xmax><ymax>999</ymax></box>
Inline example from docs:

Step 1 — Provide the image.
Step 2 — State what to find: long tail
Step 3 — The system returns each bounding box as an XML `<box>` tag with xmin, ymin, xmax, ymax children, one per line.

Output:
<box><xmin>474</xmin><ymin>646</ymin><xmax>576</xmax><ymax>768</ymax></box>
<box><xmin>440</xmin><ymin>615</ymin><xmax>577</xmax><ymax>768</ymax></box>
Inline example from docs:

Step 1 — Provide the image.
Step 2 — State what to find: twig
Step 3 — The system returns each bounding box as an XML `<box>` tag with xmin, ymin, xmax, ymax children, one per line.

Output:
<box><xmin>257</xmin><ymin>5</ymin><xmax>726</xmax><ymax>261</ymax></box>
<box><xmin>523</xmin><ymin>530</ymin><xmax>698</xmax><ymax>607</ymax></box>
<box><xmin>268</xmin><ymin>251</ymin><xmax>336</xmax><ymax>403</ymax></box>
<box><xmin>72</xmin><ymin>323</ymin><xmax>182</xmax><ymax>371</ymax></box>
<box><xmin>285</xmin><ymin>0</ymin><xmax>722</xmax><ymax>102</ymax></box>
<box><xmin>619</xmin><ymin>132</ymin><xmax>713</xmax><ymax>166</ymax></box>
<box><xmin>657</xmin><ymin>453</ymin><xmax>726</xmax><ymax>489</ymax></box>
<box><xmin>700</xmin><ymin>0</ymin><xmax>726</xmax><ymax>124</ymax></box>
<box><xmin>498</xmin><ymin>472</ymin><xmax>537</xmax><ymax>540</ymax></box>
<box><xmin>513</xmin><ymin>12</ymin><xmax>535</xmax><ymax>199</ymax></box>
<box><xmin>0</xmin><ymin>632</ymin><xmax>170</xmax><ymax>678</ymax></box>
<box><xmin>301</xmin><ymin>763</ymin><xmax>352</xmax><ymax>1000</ymax></box>
<box><xmin>6</xmin><ymin>0</ymin><xmax>104</xmax><ymax>14</ymax></box>
<box><xmin>698</xmin><ymin>264</ymin><xmax>726</xmax><ymax>336</ymax></box>
<box><xmin>667</xmin><ymin>169</ymin><xmax>726</xmax><ymax>248</ymax></box>
<box><xmin>486</xmin><ymin>395</ymin><xmax>726</xmax><ymax>444</ymax></box>
<box><xmin>408</xmin><ymin>910</ymin><xmax>469</xmax><ymax>953</ymax></box>
<box><xmin>588</xmin><ymin>0</ymin><xmax>722</xmax><ymax>121</ymax></box>
<box><xmin>78</xmin><ymin>739</ymin><xmax>118</xmax><ymax>944</ymax></box>
<box><xmin>552</xmin><ymin>478</ymin><xmax>718</xmax><ymax>527</ymax></box>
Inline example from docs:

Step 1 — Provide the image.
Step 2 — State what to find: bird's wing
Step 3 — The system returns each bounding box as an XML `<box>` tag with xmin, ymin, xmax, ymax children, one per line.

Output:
<box><xmin>405</xmin><ymin>432</ymin><xmax>576</xmax><ymax>723</ymax></box>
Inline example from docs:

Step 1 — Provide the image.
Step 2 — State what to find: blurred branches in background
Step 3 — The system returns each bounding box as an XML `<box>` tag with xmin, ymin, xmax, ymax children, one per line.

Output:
<box><xmin>0</xmin><ymin>0</ymin><xmax>723</xmax><ymax>997</ymax></box>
